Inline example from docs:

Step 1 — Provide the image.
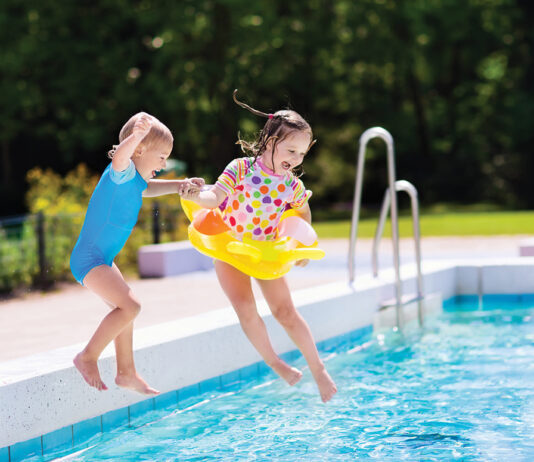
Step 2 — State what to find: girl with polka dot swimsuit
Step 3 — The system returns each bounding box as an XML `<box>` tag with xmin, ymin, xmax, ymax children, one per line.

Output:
<box><xmin>216</xmin><ymin>156</ymin><xmax>310</xmax><ymax>242</ymax></box>
<box><xmin>183</xmin><ymin>90</ymin><xmax>337</xmax><ymax>403</ymax></box>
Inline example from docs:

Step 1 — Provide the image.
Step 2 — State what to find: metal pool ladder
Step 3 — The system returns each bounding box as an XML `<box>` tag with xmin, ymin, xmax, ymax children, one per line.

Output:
<box><xmin>372</xmin><ymin>180</ymin><xmax>424</xmax><ymax>326</ymax></box>
<box><xmin>348</xmin><ymin>127</ymin><xmax>424</xmax><ymax>329</ymax></box>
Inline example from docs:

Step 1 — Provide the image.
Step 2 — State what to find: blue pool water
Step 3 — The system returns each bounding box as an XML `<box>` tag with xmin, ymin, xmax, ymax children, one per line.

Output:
<box><xmin>38</xmin><ymin>298</ymin><xmax>534</xmax><ymax>461</ymax></box>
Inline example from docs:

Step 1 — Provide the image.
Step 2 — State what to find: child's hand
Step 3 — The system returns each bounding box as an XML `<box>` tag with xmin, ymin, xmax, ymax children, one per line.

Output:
<box><xmin>132</xmin><ymin>114</ymin><xmax>153</xmax><ymax>139</ymax></box>
<box><xmin>189</xmin><ymin>177</ymin><xmax>205</xmax><ymax>188</ymax></box>
<box><xmin>181</xmin><ymin>188</ymin><xmax>200</xmax><ymax>200</ymax></box>
<box><xmin>295</xmin><ymin>259</ymin><xmax>309</xmax><ymax>267</ymax></box>
<box><xmin>178</xmin><ymin>180</ymin><xmax>200</xmax><ymax>199</ymax></box>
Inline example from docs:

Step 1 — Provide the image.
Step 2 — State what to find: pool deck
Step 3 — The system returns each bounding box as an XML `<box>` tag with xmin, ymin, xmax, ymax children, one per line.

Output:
<box><xmin>0</xmin><ymin>236</ymin><xmax>527</xmax><ymax>362</ymax></box>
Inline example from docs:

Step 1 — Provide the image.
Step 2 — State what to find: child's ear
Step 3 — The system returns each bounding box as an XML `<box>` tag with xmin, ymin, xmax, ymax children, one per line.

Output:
<box><xmin>134</xmin><ymin>147</ymin><xmax>144</xmax><ymax>158</ymax></box>
<box><xmin>265</xmin><ymin>137</ymin><xmax>276</xmax><ymax>153</ymax></box>
<box><xmin>264</xmin><ymin>140</ymin><xmax>271</xmax><ymax>153</ymax></box>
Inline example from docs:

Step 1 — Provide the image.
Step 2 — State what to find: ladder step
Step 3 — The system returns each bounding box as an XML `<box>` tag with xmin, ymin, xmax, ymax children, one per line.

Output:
<box><xmin>379</xmin><ymin>293</ymin><xmax>422</xmax><ymax>310</ymax></box>
<box><xmin>374</xmin><ymin>293</ymin><xmax>443</xmax><ymax>330</ymax></box>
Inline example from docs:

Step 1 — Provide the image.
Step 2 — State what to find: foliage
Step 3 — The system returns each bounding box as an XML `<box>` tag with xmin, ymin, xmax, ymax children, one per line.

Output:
<box><xmin>0</xmin><ymin>0</ymin><xmax>533</xmax><ymax>217</ymax></box>
<box><xmin>0</xmin><ymin>165</ymin><xmax>187</xmax><ymax>291</ymax></box>
<box><xmin>0</xmin><ymin>222</ymin><xmax>37</xmax><ymax>291</ymax></box>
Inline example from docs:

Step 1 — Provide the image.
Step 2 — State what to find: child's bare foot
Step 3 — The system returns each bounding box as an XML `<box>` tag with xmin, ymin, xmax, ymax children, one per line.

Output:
<box><xmin>271</xmin><ymin>359</ymin><xmax>303</xmax><ymax>386</ymax></box>
<box><xmin>115</xmin><ymin>372</ymin><xmax>160</xmax><ymax>395</ymax></box>
<box><xmin>312</xmin><ymin>367</ymin><xmax>337</xmax><ymax>403</ymax></box>
<box><xmin>73</xmin><ymin>353</ymin><xmax>108</xmax><ymax>391</ymax></box>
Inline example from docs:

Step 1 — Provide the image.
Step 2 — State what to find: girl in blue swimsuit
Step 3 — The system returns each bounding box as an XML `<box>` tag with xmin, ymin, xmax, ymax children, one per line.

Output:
<box><xmin>71</xmin><ymin>112</ymin><xmax>203</xmax><ymax>394</ymax></box>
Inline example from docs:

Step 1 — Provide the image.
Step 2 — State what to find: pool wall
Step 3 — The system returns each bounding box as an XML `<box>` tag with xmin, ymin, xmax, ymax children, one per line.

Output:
<box><xmin>2</xmin><ymin>258</ymin><xmax>534</xmax><ymax>461</ymax></box>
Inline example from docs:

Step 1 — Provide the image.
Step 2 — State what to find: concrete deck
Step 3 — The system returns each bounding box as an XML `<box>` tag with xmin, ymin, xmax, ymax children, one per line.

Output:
<box><xmin>0</xmin><ymin>236</ymin><xmax>527</xmax><ymax>362</ymax></box>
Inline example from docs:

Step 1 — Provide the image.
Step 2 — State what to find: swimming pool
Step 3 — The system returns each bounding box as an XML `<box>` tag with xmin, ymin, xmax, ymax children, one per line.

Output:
<box><xmin>26</xmin><ymin>295</ymin><xmax>534</xmax><ymax>461</ymax></box>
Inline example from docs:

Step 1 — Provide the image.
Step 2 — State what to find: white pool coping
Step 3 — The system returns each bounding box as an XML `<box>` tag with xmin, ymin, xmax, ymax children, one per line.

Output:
<box><xmin>2</xmin><ymin>257</ymin><xmax>534</xmax><ymax>450</ymax></box>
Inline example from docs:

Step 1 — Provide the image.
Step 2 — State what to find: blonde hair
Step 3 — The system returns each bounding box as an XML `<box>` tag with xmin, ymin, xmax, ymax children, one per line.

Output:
<box><xmin>108</xmin><ymin>112</ymin><xmax>173</xmax><ymax>158</ymax></box>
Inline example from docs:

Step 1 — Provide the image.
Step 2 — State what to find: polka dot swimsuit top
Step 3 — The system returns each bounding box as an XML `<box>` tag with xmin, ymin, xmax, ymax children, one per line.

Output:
<box><xmin>214</xmin><ymin>157</ymin><xmax>311</xmax><ymax>241</ymax></box>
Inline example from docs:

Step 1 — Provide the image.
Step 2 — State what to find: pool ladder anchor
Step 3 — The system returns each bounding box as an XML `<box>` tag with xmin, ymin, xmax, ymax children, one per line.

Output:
<box><xmin>348</xmin><ymin>127</ymin><xmax>431</xmax><ymax>330</ymax></box>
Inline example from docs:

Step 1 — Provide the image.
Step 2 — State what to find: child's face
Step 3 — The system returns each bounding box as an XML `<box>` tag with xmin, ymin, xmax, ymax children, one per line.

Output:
<box><xmin>134</xmin><ymin>140</ymin><xmax>173</xmax><ymax>180</ymax></box>
<box><xmin>262</xmin><ymin>130</ymin><xmax>312</xmax><ymax>175</ymax></box>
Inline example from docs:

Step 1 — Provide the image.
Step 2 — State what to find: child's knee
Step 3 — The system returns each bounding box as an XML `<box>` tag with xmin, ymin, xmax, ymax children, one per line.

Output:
<box><xmin>122</xmin><ymin>299</ymin><xmax>141</xmax><ymax>318</ymax></box>
<box><xmin>272</xmin><ymin>304</ymin><xmax>297</xmax><ymax>326</ymax></box>
<box><xmin>234</xmin><ymin>303</ymin><xmax>259</xmax><ymax>324</ymax></box>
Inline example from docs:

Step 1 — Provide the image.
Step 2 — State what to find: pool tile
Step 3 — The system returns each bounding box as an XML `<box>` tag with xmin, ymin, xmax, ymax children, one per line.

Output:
<box><xmin>102</xmin><ymin>407</ymin><xmax>129</xmax><ymax>432</ymax></box>
<box><xmin>318</xmin><ymin>336</ymin><xmax>340</xmax><ymax>353</ymax></box>
<box><xmin>10</xmin><ymin>436</ymin><xmax>42</xmax><ymax>461</ymax></box>
<box><xmin>239</xmin><ymin>363</ymin><xmax>259</xmax><ymax>381</ymax></box>
<box><xmin>199</xmin><ymin>376</ymin><xmax>221</xmax><ymax>394</ymax></box>
<box><xmin>443</xmin><ymin>296</ymin><xmax>458</xmax><ymax>309</ymax></box>
<box><xmin>459</xmin><ymin>294</ymin><xmax>479</xmax><ymax>303</ymax></box>
<box><xmin>483</xmin><ymin>294</ymin><xmax>520</xmax><ymax>304</ymax></box>
<box><xmin>350</xmin><ymin>325</ymin><xmax>372</xmax><ymax>343</ymax></box>
<box><xmin>72</xmin><ymin>416</ymin><xmax>102</xmax><ymax>446</ymax></box>
<box><xmin>129</xmin><ymin>399</ymin><xmax>155</xmax><ymax>421</ymax></box>
<box><xmin>220</xmin><ymin>370</ymin><xmax>240</xmax><ymax>389</ymax></box>
<box><xmin>444</xmin><ymin>295</ymin><xmax>480</xmax><ymax>311</ymax></box>
<box><xmin>178</xmin><ymin>383</ymin><xmax>199</xmax><ymax>402</ymax></box>
<box><xmin>42</xmin><ymin>425</ymin><xmax>72</xmax><ymax>455</ymax></box>
<box><xmin>279</xmin><ymin>350</ymin><xmax>296</xmax><ymax>363</ymax></box>
<box><xmin>178</xmin><ymin>383</ymin><xmax>208</xmax><ymax>408</ymax></box>
<box><xmin>519</xmin><ymin>294</ymin><xmax>534</xmax><ymax>303</ymax></box>
<box><xmin>257</xmin><ymin>361</ymin><xmax>271</xmax><ymax>377</ymax></box>
<box><xmin>335</xmin><ymin>332</ymin><xmax>352</xmax><ymax>348</ymax></box>
<box><xmin>0</xmin><ymin>447</ymin><xmax>9</xmax><ymax>462</ymax></box>
<box><xmin>284</xmin><ymin>349</ymin><xmax>302</xmax><ymax>362</ymax></box>
<box><xmin>154</xmin><ymin>391</ymin><xmax>178</xmax><ymax>410</ymax></box>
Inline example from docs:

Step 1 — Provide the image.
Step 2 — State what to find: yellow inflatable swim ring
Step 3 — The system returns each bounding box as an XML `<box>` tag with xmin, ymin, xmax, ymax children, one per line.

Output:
<box><xmin>180</xmin><ymin>198</ymin><xmax>325</xmax><ymax>280</ymax></box>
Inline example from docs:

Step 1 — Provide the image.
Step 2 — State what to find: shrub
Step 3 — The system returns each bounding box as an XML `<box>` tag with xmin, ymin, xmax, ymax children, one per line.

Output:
<box><xmin>0</xmin><ymin>164</ymin><xmax>189</xmax><ymax>292</ymax></box>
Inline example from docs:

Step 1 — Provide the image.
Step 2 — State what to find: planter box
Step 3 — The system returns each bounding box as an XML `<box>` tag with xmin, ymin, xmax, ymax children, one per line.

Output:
<box><xmin>138</xmin><ymin>241</ymin><xmax>212</xmax><ymax>277</ymax></box>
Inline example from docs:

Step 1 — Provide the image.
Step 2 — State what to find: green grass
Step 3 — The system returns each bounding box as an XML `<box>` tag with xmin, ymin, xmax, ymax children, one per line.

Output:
<box><xmin>314</xmin><ymin>210</ymin><xmax>534</xmax><ymax>238</ymax></box>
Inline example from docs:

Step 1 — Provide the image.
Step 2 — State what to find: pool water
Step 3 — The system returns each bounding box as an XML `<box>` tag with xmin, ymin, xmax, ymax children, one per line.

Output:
<box><xmin>45</xmin><ymin>298</ymin><xmax>534</xmax><ymax>461</ymax></box>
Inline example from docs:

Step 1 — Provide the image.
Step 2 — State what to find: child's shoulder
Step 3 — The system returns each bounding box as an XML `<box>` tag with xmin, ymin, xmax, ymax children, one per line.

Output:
<box><xmin>224</xmin><ymin>157</ymin><xmax>255</xmax><ymax>176</ymax></box>
<box><xmin>287</xmin><ymin>170</ymin><xmax>305</xmax><ymax>186</ymax></box>
<box><xmin>235</xmin><ymin>156</ymin><xmax>255</xmax><ymax>166</ymax></box>
<box><xmin>225</xmin><ymin>156</ymin><xmax>254</xmax><ymax>167</ymax></box>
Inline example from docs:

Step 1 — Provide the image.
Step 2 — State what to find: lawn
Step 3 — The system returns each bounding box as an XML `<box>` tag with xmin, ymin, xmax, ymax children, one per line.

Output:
<box><xmin>314</xmin><ymin>210</ymin><xmax>534</xmax><ymax>239</ymax></box>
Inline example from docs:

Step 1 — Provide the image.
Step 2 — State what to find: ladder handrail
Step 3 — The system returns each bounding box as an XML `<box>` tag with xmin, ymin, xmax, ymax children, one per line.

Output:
<box><xmin>372</xmin><ymin>180</ymin><xmax>424</xmax><ymax>325</ymax></box>
<box><xmin>348</xmin><ymin>127</ymin><xmax>403</xmax><ymax>329</ymax></box>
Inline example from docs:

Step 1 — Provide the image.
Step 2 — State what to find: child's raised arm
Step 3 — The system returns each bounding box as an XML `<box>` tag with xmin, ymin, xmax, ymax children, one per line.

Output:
<box><xmin>112</xmin><ymin>114</ymin><xmax>152</xmax><ymax>172</ymax></box>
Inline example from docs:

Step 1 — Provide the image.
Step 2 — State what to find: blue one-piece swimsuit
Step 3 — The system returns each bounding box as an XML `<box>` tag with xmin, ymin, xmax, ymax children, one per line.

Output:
<box><xmin>70</xmin><ymin>161</ymin><xmax>147</xmax><ymax>284</ymax></box>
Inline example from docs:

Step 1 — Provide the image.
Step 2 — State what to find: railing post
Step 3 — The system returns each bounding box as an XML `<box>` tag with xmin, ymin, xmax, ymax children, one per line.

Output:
<box><xmin>372</xmin><ymin>180</ymin><xmax>425</xmax><ymax>326</ymax></box>
<box><xmin>152</xmin><ymin>202</ymin><xmax>160</xmax><ymax>244</ymax></box>
<box><xmin>36</xmin><ymin>211</ymin><xmax>49</xmax><ymax>287</ymax></box>
<box><xmin>348</xmin><ymin>127</ymin><xmax>403</xmax><ymax>329</ymax></box>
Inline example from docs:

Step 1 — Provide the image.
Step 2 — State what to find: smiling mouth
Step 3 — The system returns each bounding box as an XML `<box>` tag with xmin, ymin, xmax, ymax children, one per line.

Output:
<box><xmin>282</xmin><ymin>162</ymin><xmax>291</xmax><ymax>170</ymax></box>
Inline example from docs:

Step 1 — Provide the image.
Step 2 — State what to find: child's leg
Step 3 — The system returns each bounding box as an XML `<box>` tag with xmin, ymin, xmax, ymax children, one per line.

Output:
<box><xmin>109</xmin><ymin>317</ymin><xmax>158</xmax><ymax>395</ymax></box>
<box><xmin>256</xmin><ymin>277</ymin><xmax>337</xmax><ymax>403</ymax></box>
<box><xmin>100</xmin><ymin>265</ymin><xmax>158</xmax><ymax>395</ymax></box>
<box><xmin>73</xmin><ymin>264</ymin><xmax>152</xmax><ymax>393</ymax></box>
<box><xmin>214</xmin><ymin>260</ymin><xmax>302</xmax><ymax>386</ymax></box>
